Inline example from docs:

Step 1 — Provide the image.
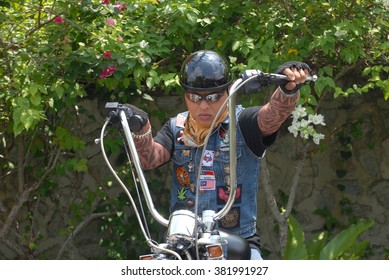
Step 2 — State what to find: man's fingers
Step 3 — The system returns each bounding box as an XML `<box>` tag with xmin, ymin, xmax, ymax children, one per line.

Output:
<box><xmin>282</xmin><ymin>68</ymin><xmax>295</xmax><ymax>81</ymax></box>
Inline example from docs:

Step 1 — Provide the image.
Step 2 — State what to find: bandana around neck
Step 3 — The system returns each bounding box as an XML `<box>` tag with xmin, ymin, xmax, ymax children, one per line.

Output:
<box><xmin>182</xmin><ymin>106</ymin><xmax>229</xmax><ymax>147</ymax></box>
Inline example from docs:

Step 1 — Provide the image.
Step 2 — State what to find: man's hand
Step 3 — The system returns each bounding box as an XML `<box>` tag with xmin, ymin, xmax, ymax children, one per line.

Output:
<box><xmin>123</xmin><ymin>104</ymin><xmax>149</xmax><ymax>132</ymax></box>
<box><xmin>276</xmin><ymin>61</ymin><xmax>311</xmax><ymax>95</ymax></box>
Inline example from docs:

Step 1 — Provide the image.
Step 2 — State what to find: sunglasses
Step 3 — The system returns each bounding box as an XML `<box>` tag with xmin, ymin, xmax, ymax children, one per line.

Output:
<box><xmin>185</xmin><ymin>91</ymin><xmax>225</xmax><ymax>103</ymax></box>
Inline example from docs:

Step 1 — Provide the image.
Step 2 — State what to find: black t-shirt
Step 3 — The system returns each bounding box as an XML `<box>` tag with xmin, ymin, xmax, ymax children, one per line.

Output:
<box><xmin>154</xmin><ymin>106</ymin><xmax>277</xmax><ymax>158</ymax></box>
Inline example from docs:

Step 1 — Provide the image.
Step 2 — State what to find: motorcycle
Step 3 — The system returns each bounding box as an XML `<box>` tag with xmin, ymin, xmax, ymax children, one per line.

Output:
<box><xmin>98</xmin><ymin>70</ymin><xmax>317</xmax><ymax>260</ymax></box>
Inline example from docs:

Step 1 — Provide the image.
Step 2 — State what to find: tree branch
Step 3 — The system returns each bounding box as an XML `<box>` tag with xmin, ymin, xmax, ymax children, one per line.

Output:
<box><xmin>261</xmin><ymin>159</ymin><xmax>284</xmax><ymax>224</ymax></box>
<box><xmin>56</xmin><ymin>212</ymin><xmax>114</xmax><ymax>260</ymax></box>
<box><xmin>0</xmin><ymin>147</ymin><xmax>61</xmax><ymax>248</ymax></box>
<box><xmin>17</xmin><ymin>135</ymin><xmax>25</xmax><ymax>193</ymax></box>
<box><xmin>334</xmin><ymin>60</ymin><xmax>366</xmax><ymax>83</ymax></box>
<box><xmin>261</xmin><ymin>141</ymin><xmax>309</xmax><ymax>257</ymax></box>
<box><xmin>283</xmin><ymin>143</ymin><xmax>309</xmax><ymax>217</ymax></box>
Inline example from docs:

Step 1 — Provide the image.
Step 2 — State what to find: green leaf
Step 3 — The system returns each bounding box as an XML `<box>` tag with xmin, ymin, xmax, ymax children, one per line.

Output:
<box><xmin>15</xmin><ymin>96</ymin><xmax>30</xmax><ymax>108</ymax></box>
<box><xmin>306</xmin><ymin>231</ymin><xmax>329</xmax><ymax>259</ymax></box>
<box><xmin>203</xmin><ymin>17</ymin><xmax>211</xmax><ymax>25</ymax></box>
<box><xmin>284</xmin><ymin>215</ymin><xmax>308</xmax><ymax>260</ymax></box>
<box><xmin>122</xmin><ymin>78</ymin><xmax>131</xmax><ymax>88</ymax></box>
<box><xmin>28</xmin><ymin>242</ymin><xmax>37</xmax><ymax>250</ymax></box>
<box><xmin>232</xmin><ymin>41</ymin><xmax>241</xmax><ymax>52</ymax></box>
<box><xmin>142</xmin><ymin>93</ymin><xmax>154</xmax><ymax>101</ymax></box>
<box><xmin>30</xmin><ymin>93</ymin><xmax>41</xmax><ymax>106</ymax></box>
<box><xmin>341</xmin><ymin>240</ymin><xmax>370</xmax><ymax>260</ymax></box>
<box><xmin>55</xmin><ymin>126</ymin><xmax>85</xmax><ymax>151</ymax></box>
<box><xmin>55</xmin><ymin>86</ymin><xmax>65</xmax><ymax>99</ymax></box>
<box><xmin>29</xmin><ymin>84</ymin><xmax>38</xmax><ymax>95</ymax></box>
<box><xmin>320</xmin><ymin>219</ymin><xmax>374</xmax><ymax>260</ymax></box>
<box><xmin>73</xmin><ymin>158</ymin><xmax>88</xmax><ymax>172</ymax></box>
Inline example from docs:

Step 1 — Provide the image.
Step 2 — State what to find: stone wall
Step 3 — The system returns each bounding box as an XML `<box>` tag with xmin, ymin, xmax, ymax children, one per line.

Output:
<box><xmin>258</xmin><ymin>90</ymin><xmax>389</xmax><ymax>259</ymax></box>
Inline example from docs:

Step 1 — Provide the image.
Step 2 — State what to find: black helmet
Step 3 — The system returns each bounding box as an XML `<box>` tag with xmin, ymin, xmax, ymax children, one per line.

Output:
<box><xmin>179</xmin><ymin>50</ymin><xmax>232</xmax><ymax>93</ymax></box>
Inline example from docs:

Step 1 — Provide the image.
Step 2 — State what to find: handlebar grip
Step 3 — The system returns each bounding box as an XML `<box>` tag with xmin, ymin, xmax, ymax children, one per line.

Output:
<box><xmin>104</xmin><ymin>102</ymin><xmax>146</xmax><ymax>132</ymax></box>
<box><xmin>239</xmin><ymin>70</ymin><xmax>317</xmax><ymax>94</ymax></box>
<box><xmin>128</xmin><ymin>114</ymin><xmax>144</xmax><ymax>132</ymax></box>
<box><xmin>269</xmin><ymin>73</ymin><xmax>318</xmax><ymax>85</ymax></box>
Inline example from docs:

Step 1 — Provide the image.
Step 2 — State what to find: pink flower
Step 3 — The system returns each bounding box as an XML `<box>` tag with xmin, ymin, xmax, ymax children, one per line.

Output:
<box><xmin>99</xmin><ymin>66</ymin><xmax>116</xmax><ymax>79</ymax></box>
<box><xmin>102</xmin><ymin>51</ymin><xmax>112</xmax><ymax>59</ymax></box>
<box><xmin>101</xmin><ymin>0</ymin><xmax>110</xmax><ymax>4</ymax></box>
<box><xmin>107</xmin><ymin>18</ymin><xmax>115</xmax><ymax>25</ymax></box>
<box><xmin>117</xmin><ymin>36</ymin><xmax>123</xmax><ymax>42</ymax></box>
<box><xmin>53</xmin><ymin>16</ymin><xmax>64</xmax><ymax>24</ymax></box>
<box><xmin>116</xmin><ymin>4</ymin><xmax>126</xmax><ymax>11</ymax></box>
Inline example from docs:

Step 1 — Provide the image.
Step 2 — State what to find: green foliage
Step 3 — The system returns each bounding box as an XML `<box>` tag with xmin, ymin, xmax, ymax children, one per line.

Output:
<box><xmin>2</xmin><ymin>1</ymin><xmax>387</xmax><ymax>137</ymax></box>
<box><xmin>284</xmin><ymin>215</ymin><xmax>374</xmax><ymax>260</ymax></box>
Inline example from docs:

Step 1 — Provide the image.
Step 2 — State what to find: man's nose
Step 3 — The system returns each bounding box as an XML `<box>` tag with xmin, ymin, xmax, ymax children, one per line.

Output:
<box><xmin>198</xmin><ymin>99</ymin><xmax>210</xmax><ymax>108</ymax></box>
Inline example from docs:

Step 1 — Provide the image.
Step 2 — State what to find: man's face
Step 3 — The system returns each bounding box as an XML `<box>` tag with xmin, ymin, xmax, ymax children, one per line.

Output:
<box><xmin>184</xmin><ymin>90</ymin><xmax>228</xmax><ymax>128</ymax></box>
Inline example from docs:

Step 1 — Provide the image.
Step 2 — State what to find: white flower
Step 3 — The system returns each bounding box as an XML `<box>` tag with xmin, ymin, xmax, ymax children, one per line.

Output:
<box><xmin>313</xmin><ymin>133</ymin><xmax>325</xmax><ymax>145</ymax></box>
<box><xmin>139</xmin><ymin>40</ymin><xmax>149</xmax><ymax>48</ymax></box>
<box><xmin>334</xmin><ymin>28</ymin><xmax>347</xmax><ymax>37</ymax></box>
<box><xmin>288</xmin><ymin>105</ymin><xmax>326</xmax><ymax>145</ymax></box>
<box><xmin>308</xmin><ymin>113</ymin><xmax>326</xmax><ymax>126</ymax></box>
<box><xmin>292</xmin><ymin>105</ymin><xmax>307</xmax><ymax>119</ymax></box>
<box><xmin>288</xmin><ymin>123</ymin><xmax>300</xmax><ymax>137</ymax></box>
<box><xmin>299</xmin><ymin>119</ymin><xmax>310</xmax><ymax>128</ymax></box>
<box><xmin>300</xmin><ymin>130</ymin><xmax>309</xmax><ymax>139</ymax></box>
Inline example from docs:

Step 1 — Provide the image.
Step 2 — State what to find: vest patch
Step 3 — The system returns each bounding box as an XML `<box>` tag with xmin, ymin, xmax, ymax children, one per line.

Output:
<box><xmin>202</xmin><ymin>150</ymin><xmax>214</xmax><ymax>166</ymax></box>
<box><xmin>176</xmin><ymin>188</ymin><xmax>188</xmax><ymax>201</ymax></box>
<box><xmin>199</xmin><ymin>170</ymin><xmax>216</xmax><ymax>191</ymax></box>
<box><xmin>218</xmin><ymin>207</ymin><xmax>240</xmax><ymax>229</ymax></box>
<box><xmin>217</xmin><ymin>184</ymin><xmax>242</xmax><ymax>205</ymax></box>
<box><xmin>176</xmin><ymin>166</ymin><xmax>190</xmax><ymax>187</ymax></box>
<box><xmin>218</xmin><ymin>124</ymin><xmax>230</xmax><ymax>143</ymax></box>
<box><xmin>176</xmin><ymin>113</ymin><xmax>186</xmax><ymax>127</ymax></box>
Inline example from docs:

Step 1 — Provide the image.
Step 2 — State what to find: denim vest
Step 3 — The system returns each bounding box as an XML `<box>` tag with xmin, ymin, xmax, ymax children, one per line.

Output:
<box><xmin>170</xmin><ymin>105</ymin><xmax>262</xmax><ymax>238</ymax></box>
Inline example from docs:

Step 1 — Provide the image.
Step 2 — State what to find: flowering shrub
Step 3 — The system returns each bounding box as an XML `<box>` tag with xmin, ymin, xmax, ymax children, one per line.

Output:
<box><xmin>99</xmin><ymin>66</ymin><xmax>117</xmax><ymax>79</ymax></box>
<box><xmin>288</xmin><ymin>105</ymin><xmax>326</xmax><ymax>145</ymax></box>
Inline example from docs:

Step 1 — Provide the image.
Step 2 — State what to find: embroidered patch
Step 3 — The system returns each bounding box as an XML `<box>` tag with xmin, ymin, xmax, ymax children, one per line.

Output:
<box><xmin>217</xmin><ymin>184</ymin><xmax>242</xmax><ymax>205</ymax></box>
<box><xmin>186</xmin><ymin>198</ymin><xmax>194</xmax><ymax>208</ymax></box>
<box><xmin>176</xmin><ymin>166</ymin><xmax>190</xmax><ymax>187</ymax></box>
<box><xmin>175</xmin><ymin>130</ymin><xmax>184</xmax><ymax>144</ymax></box>
<box><xmin>200</xmin><ymin>180</ymin><xmax>216</xmax><ymax>191</ymax></box>
<box><xmin>219</xmin><ymin>145</ymin><xmax>229</xmax><ymax>152</ymax></box>
<box><xmin>176</xmin><ymin>113</ymin><xmax>186</xmax><ymax>127</ymax></box>
<box><xmin>218</xmin><ymin>124</ymin><xmax>230</xmax><ymax>143</ymax></box>
<box><xmin>224</xmin><ymin>175</ymin><xmax>230</xmax><ymax>186</ymax></box>
<box><xmin>199</xmin><ymin>170</ymin><xmax>216</xmax><ymax>191</ymax></box>
<box><xmin>188</xmin><ymin>161</ymin><xmax>194</xmax><ymax>173</ymax></box>
<box><xmin>202</xmin><ymin>150</ymin><xmax>215</xmax><ymax>167</ymax></box>
<box><xmin>200</xmin><ymin>170</ymin><xmax>215</xmax><ymax>180</ymax></box>
<box><xmin>218</xmin><ymin>207</ymin><xmax>240</xmax><ymax>229</ymax></box>
<box><xmin>176</xmin><ymin>188</ymin><xmax>188</xmax><ymax>201</ymax></box>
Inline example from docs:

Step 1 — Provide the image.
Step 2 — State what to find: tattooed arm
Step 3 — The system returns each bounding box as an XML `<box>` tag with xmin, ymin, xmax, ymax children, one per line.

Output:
<box><xmin>257</xmin><ymin>87</ymin><xmax>299</xmax><ymax>136</ymax></box>
<box><xmin>132</xmin><ymin>122</ymin><xmax>171</xmax><ymax>170</ymax></box>
<box><xmin>258</xmin><ymin>66</ymin><xmax>307</xmax><ymax>136</ymax></box>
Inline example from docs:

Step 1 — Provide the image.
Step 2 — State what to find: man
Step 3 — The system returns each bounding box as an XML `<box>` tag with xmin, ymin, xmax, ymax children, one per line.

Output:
<box><xmin>129</xmin><ymin>50</ymin><xmax>310</xmax><ymax>259</ymax></box>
